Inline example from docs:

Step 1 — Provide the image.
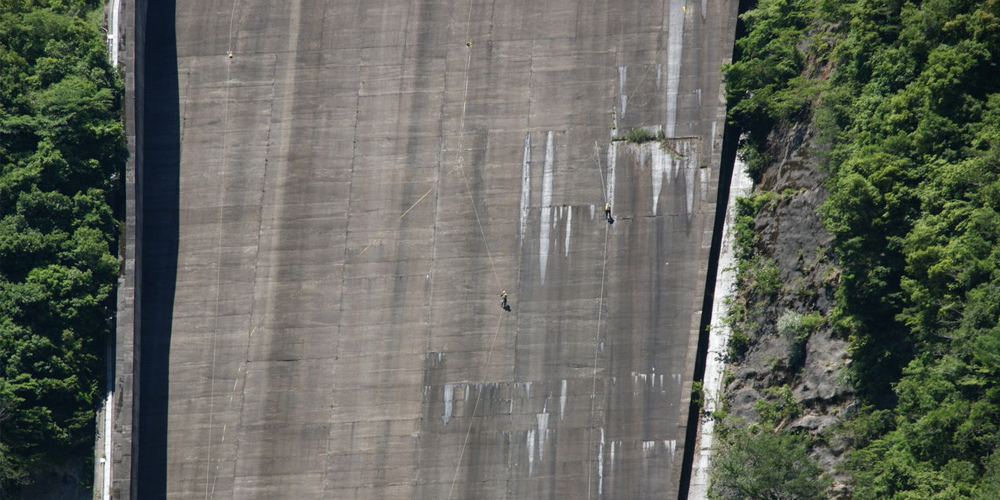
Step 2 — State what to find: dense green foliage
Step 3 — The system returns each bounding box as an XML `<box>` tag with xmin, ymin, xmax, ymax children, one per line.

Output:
<box><xmin>723</xmin><ymin>0</ymin><xmax>825</xmax><ymax>180</ymax></box>
<box><xmin>711</xmin><ymin>387</ymin><xmax>829</xmax><ymax>500</ymax></box>
<box><xmin>723</xmin><ymin>0</ymin><xmax>1000</xmax><ymax>497</ymax></box>
<box><xmin>710</xmin><ymin>424</ymin><xmax>829</xmax><ymax>500</ymax></box>
<box><xmin>778</xmin><ymin>309</ymin><xmax>824</xmax><ymax>368</ymax></box>
<box><xmin>0</xmin><ymin>0</ymin><xmax>122</xmax><ymax>490</ymax></box>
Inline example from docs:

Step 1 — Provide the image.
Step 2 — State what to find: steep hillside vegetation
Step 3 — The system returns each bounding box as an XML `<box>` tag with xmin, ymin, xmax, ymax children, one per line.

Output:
<box><xmin>0</xmin><ymin>0</ymin><xmax>123</xmax><ymax>493</ymax></box>
<box><xmin>712</xmin><ymin>0</ymin><xmax>1000</xmax><ymax>498</ymax></box>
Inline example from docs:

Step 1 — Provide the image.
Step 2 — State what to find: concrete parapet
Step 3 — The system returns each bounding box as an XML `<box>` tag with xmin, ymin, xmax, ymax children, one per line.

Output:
<box><xmin>111</xmin><ymin>0</ymin><xmax>145</xmax><ymax>498</ymax></box>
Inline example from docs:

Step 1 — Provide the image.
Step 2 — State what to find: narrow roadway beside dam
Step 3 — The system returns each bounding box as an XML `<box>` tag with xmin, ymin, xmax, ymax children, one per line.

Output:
<box><xmin>120</xmin><ymin>0</ymin><xmax>739</xmax><ymax>498</ymax></box>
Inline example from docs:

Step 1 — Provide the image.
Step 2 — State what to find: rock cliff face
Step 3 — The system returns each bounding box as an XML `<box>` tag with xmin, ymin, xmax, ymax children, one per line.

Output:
<box><xmin>721</xmin><ymin>121</ymin><xmax>855</xmax><ymax>494</ymax></box>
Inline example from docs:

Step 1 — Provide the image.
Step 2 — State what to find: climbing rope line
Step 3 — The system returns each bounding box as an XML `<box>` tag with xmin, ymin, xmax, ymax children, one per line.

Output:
<box><xmin>227</xmin><ymin>0</ymin><xmax>243</xmax><ymax>56</ymax></box>
<box><xmin>208</xmin><ymin>167</ymin><xmax>454</xmax><ymax>492</ymax></box>
<box><xmin>397</xmin><ymin>187</ymin><xmax>435</xmax><ymax>221</ymax></box>
<box><xmin>594</xmin><ymin>142</ymin><xmax>608</xmax><ymax>203</ymax></box>
<box><xmin>452</xmin><ymin>0</ymin><xmax>503</xmax><ymax>293</ymax></box>
<box><xmin>447</xmin><ymin>312</ymin><xmax>504</xmax><ymax>500</ymax></box>
<box><xmin>458</xmin><ymin>165</ymin><xmax>504</xmax><ymax>292</ymax></box>
<box><xmin>585</xmin><ymin>215</ymin><xmax>611</xmax><ymax>500</ymax></box>
<box><xmin>619</xmin><ymin>18</ymin><xmax>673</xmax><ymax>124</ymax></box>
<box><xmin>204</xmin><ymin>1</ymin><xmax>247</xmax><ymax>494</ymax></box>
<box><xmin>443</xmin><ymin>0</ymin><xmax>517</xmax><ymax>498</ymax></box>
<box><xmin>622</xmin><ymin>41</ymin><xmax>667</xmax><ymax>116</ymax></box>
<box><xmin>204</xmin><ymin>0</ymin><xmax>509</xmax><ymax>496</ymax></box>
<box><xmin>204</xmin><ymin>39</ymin><xmax>236</xmax><ymax>500</ymax></box>
<box><xmin>240</xmin><ymin>159</ymin><xmax>467</xmax><ymax>339</ymax></box>
<box><xmin>240</xmin><ymin>162</ymin><xmax>465</xmax><ymax>339</ymax></box>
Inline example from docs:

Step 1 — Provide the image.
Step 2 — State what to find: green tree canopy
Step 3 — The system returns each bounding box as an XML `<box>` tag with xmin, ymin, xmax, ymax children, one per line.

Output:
<box><xmin>710</xmin><ymin>420</ymin><xmax>829</xmax><ymax>500</ymax></box>
<box><xmin>723</xmin><ymin>0</ymin><xmax>1000</xmax><ymax>497</ymax></box>
<box><xmin>0</xmin><ymin>0</ymin><xmax>122</xmax><ymax>491</ymax></box>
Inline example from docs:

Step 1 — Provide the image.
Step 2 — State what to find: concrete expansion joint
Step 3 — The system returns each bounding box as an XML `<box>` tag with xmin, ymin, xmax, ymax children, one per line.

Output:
<box><xmin>441</xmin><ymin>146</ymin><xmax>488</xmax><ymax>153</ymax></box>
<box><xmin>640</xmin><ymin>213</ymin><xmax>689</xmax><ymax>219</ymax></box>
<box><xmin>537</xmin><ymin>203</ymin><xmax>595</xmax><ymax>209</ymax></box>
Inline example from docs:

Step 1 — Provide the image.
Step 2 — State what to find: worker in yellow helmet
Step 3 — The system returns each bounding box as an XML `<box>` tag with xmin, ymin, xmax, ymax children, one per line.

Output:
<box><xmin>500</xmin><ymin>291</ymin><xmax>508</xmax><ymax>310</ymax></box>
<box><xmin>604</xmin><ymin>203</ymin><xmax>613</xmax><ymax>224</ymax></box>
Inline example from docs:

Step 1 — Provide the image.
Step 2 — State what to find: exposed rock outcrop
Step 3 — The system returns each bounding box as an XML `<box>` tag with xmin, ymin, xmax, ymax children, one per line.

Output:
<box><xmin>722</xmin><ymin>121</ymin><xmax>855</xmax><ymax>496</ymax></box>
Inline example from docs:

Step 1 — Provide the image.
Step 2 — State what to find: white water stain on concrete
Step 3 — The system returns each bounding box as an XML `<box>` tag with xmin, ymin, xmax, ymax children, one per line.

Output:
<box><xmin>651</xmin><ymin>144</ymin><xmax>668</xmax><ymax>215</ymax></box>
<box><xmin>631</xmin><ymin>371</ymin><xmax>650</xmax><ymax>387</ymax></box>
<box><xmin>665</xmin><ymin>439</ymin><xmax>677</xmax><ymax>458</ymax></box>
<box><xmin>617</xmin><ymin>66</ymin><xmax>628</xmax><ymax>117</ymax></box>
<box><xmin>520</xmin><ymin>133</ymin><xmax>531</xmax><ymax>247</ymax></box>
<box><xmin>527</xmin><ymin>429</ymin><xmax>536</xmax><ymax>475</ymax></box>
<box><xmin>564</xmin><ymin>209</ymin><xmax>572</xmax><ymax>257</ymax></box>
<box><xmin>560</xmin><ymin>379</ymin><xmax>567</xmax><ymax>420</ymax></box>
<box><xmin>665</xmin><ymin>0</ymin><xmax>686</xmax><ymax>137</ymax></box>
<box><xmin>625</xmin><ymin>136</ymin><xmax>701</xmax><ymax>216</ymax></box>
<box><xmin>710</xmin><ymin>121</ymin><xmax>717</xmax><ymax>153</ymax></box>
<box><xmin>539</xmin><ymin>132</ymin><xmax>554</xmax><ymax>283</ymax></box>
<box><xmin>536</xmin><ymin>411</ymin><xmax>550</xmax><ymax>461</ymax></box>
<box><xmin>598</xmin><ymin>427</ymin><xmax>605</xmax><ymax>496</ymax></box>
<box><xmin>442</xmin><ymin>384</ymin><xmax>455</xmax><ymax>425</ymax></box>
<box><xmin>630</xmin><ymin>370</ymin><xmax>670</xmax><ymax>392</ymax></box>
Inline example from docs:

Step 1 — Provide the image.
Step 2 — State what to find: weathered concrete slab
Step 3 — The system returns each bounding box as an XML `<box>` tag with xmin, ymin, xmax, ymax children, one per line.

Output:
<box><xmin>134</xmin><ymin>0</ymin><xmax>738</xmax><ymax>498</ymax></box>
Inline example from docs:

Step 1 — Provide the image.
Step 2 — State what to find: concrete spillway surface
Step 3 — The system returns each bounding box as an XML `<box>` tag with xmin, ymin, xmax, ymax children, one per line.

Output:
<box><xmin>136</xmin><ymin>0</ymin><xmax>738</xmax><ymax>498</ymax></box>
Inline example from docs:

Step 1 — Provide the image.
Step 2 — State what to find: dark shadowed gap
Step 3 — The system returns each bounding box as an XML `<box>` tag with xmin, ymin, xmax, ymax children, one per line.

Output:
<box><xmin>137</xmin><ymin>0</ymin><xmax>179</xmax><ymax>497</ymax></box>
<box><xmin>676</xmin><ymin>121</ymin><xmax>738</xmax><ymax>500</ymax></box>
<box><xmin>677</xmin><ymin>0</ymin><xmax>754</xmax><ymax>496</ymax></box>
